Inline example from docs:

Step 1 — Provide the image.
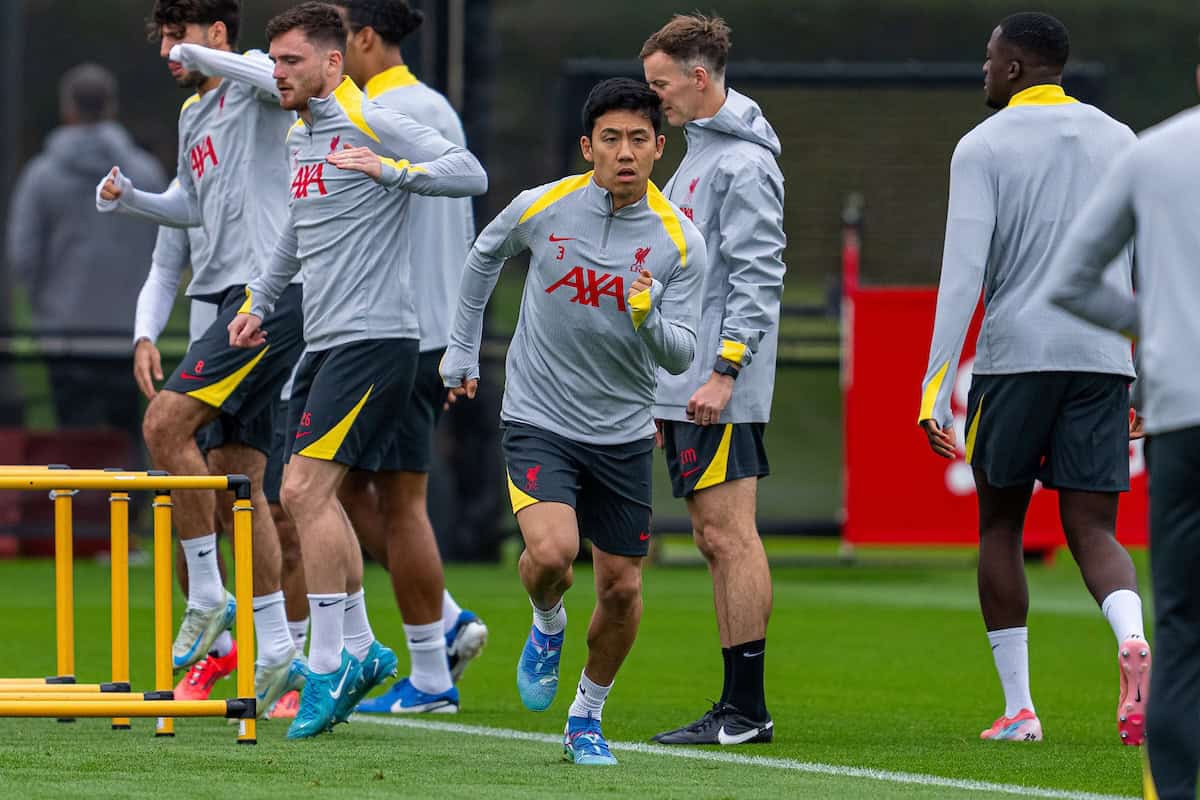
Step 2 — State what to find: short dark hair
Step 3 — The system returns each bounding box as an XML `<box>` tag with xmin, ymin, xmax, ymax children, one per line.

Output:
<box><xmin>999</xmin><ymin>12</ymin><xmax>1069</xmax><ymax>69</ymax></box>
<box><xmin>266</xmin><ymin>2</ymin><xmax>347</xmax><ymax>53</ymax></box>
<box><xmin>60</xmin><ymin>63</ymin><xmax>118</xmax><ymax>123</ymax></box>
<box><xmin>147</xmin><ymin>0</ymin><xmax>241</xmax><ymax>47</ymax></box>
<box><xmin>581</xmin><ymin>78</ymin><xmax>662</xmax><ymax>136</ymax></box>
<box><xmin>639</xmin><ymin>13</ymin><xmax>732</xmax><ymax>79</ymax></box>
<box><xmin>339</xmin><ymin>0</ymin><xmax>424</xmax><ymax>46</ymax></box>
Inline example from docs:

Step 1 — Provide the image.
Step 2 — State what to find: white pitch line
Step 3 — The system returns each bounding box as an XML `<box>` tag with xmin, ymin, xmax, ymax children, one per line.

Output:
<box><xmin>351</xmin><ymin>715</ymin><xmax>1137</xmax><ymax>800</ymax></box>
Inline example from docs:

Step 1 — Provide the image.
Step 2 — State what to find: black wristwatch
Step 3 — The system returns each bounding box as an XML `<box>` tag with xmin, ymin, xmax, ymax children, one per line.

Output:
<box><xmin>713</xmin><ymin>358</ymin><xmax>740</xmax><ymax>380</ymax></box>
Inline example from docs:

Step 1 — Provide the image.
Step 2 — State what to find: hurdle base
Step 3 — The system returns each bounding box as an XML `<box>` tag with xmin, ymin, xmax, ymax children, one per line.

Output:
<box><xmin>56</xmin><ymin>718</ymin><xmax>75</xmax><ymax>723</ymax></box>
<box><xmin>155</xmin><ymin>732</ymin><xmax>176</xmax><ymax>738</ymax></box>
<box><xmin>237</xmin><ymin>739</ymin><xmax>257</xmax><ymax>745</ymax></box>
<box><xmin>99</xmin><ymin>682</ymin><xmax>131</xmax><ymax>693</ymax></box>
<box><xmin>111</xmin><ymin>724</ymin><xmax>131</xmax><ymax>730</ymax></box>
<box><xmin>46</xmin><ymin>676</ymin><xmax>76</xmax><ymax>685</ymax></box>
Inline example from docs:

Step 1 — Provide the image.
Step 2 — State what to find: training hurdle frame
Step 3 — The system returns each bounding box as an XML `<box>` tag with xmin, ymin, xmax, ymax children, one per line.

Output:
<box><xmin>0</xmin><ymin>469</ymin><xmax>258</xmax><ymax>744</ymax></box>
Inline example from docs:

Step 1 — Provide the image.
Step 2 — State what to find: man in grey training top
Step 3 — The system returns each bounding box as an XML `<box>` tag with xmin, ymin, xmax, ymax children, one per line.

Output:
<box><xmin>917</xmin><ymin>12</ymin><xmax>1149</xmax><ymax>745</ymax></box>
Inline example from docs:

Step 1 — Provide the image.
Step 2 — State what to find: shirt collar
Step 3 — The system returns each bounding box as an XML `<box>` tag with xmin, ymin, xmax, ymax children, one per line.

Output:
<box><xmin>1008</xmin><ymin>84</ymin><xmax>1077</xmax><ymax>108</ymax></box>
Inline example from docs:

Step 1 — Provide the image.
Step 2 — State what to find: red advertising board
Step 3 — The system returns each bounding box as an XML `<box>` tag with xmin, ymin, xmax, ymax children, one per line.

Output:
<box><xmin>841</xmin><ymin>287</ymin><xmax>1148</xmax><ymax>549</ymax></box>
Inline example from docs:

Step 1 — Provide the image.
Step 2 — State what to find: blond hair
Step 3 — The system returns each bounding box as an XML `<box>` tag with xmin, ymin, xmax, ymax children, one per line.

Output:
<box><xmin>640</xmin><ymin>13</ymin><xmax>732</xmax><ymax>81</ymax></box>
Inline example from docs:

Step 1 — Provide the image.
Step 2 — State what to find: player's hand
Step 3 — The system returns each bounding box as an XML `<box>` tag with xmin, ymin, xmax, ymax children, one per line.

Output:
<box><xmin>654</xmin><ymin>419</ymin><xmax>665</xmax><ymax>449</ymax></box>
<box><xmin>629</xmin><ymin>269</ymin><xmax>653</xmax><ymax>299</ymax></box>
<box><xmin>96</xmin><ymin>167</ymin><xmax>130</xmax><ymax>211</ymax></box>
<box><xmin>1129</xmin><ymin>411</ymin><xmax>1145</xmax><ymax>441</ymax></box>
<box><xmin>920</xmin><ymin>418</ymin><xmax>957</xmax><ymax>459</ymax></box>
<box><xmin>326</xmin><ymin>143</ymin><xmax>382</xmax><ymax>180</ymax></box>
<box><xmin>228</xmin><ymin>313</ymin><xmax>266</xmax><ymax>348</ymax></box>
<box><xmin>686</xmin><ymin>372</ymin><xmax>734</xmax><ymax>426</ymax></box>
<box><xmin>445</xmin><ymin>378</ymin><xmax>478</xmax><ymax>411</ymax></box>
<box><xmin>133</xmin><ymin>338</ymin><xmax>164</xmax><ymax>400</ymax></box>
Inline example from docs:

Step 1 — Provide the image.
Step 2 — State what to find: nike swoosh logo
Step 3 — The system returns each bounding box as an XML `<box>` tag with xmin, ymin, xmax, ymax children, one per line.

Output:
<box><xmin>179</xmin><ymin>372</ymin><xmax>205</xmax><ymax>381</ymax></box>
<box><xmin>742</xmin><ymin>650</ymin><xmax>764</xmax><ymax>658</ymax></box>
<box><xmin>317</xmin><ymin>600</ymin><xmax>342</xmax><ymax>608</ymax></box>
<box><xmin>681</xmin><ymin>467</ymin><xmax>701</xmax><ymax>478</ymax></box>
<box><xmin>717</xmin><ymin>725</ymin><xmax>760</xmax><ymax>745</ymax></box>
<box><xmin>639</xmin><ymin>533</ymin><xmax>650</xmax><ymax>541</ymax></box>
<box><xmin>197</xmin><ymin>549</ymin><xmax>213</xmax><ymax>558</ymax></box>
<box><xmin>295</xmin><ymin>431</ymin><xmax>313</xmax><ymax>439</ymax></box>
<box><xmin>548</xmin><ymin>234</ymin><xmax>575</xmax><ymax>242</ymax></box>
<box><xmin>328</xmin><ymin>668</ymin><xmax>351</xmax><ymax>700</ymax></box>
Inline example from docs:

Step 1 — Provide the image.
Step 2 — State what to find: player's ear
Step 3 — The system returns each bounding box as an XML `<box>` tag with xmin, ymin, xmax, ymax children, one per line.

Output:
<box><xmin>580</xmin><ymin>135</ymin><xmax>594</xmax><ymax>164</ymax></box>
<box><xmin>208</xmin><ymin>20</ymin><xmax>228</xmax><ymax>49</ymax></box>
<box><xmin>654</xmin><ymin>134</ymin><xmax>665</xmax><ymax>160</ymax></box>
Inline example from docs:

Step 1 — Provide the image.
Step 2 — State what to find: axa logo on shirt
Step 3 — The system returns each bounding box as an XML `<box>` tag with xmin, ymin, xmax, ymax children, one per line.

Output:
<box><xmin>291</xmin><ymin>163</ymin><xmax>328</xmax><ymax>199</ymax></box>
<box><xmin>545</xmin><ymin>266</ymin><xmax>626</xmax><ymax>312</ymax></box>
<box><xmin>190</xmin><ymin>135</ymin><xmax>219</xmax><ymax>179</ymax></box>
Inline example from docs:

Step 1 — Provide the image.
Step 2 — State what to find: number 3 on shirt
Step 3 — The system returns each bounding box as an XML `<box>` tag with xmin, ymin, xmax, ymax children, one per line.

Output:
<box><xmin>556</xmin><ymin>246</ymin><xmax>565</xmax><ymax>261</ymax></box>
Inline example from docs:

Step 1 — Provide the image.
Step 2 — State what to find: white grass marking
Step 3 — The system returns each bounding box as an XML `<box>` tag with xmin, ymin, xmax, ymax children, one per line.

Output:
<box><xmin>351</xmin><ymin>715</ymin><xmax>1137</xmax><ymax>800</ymax></box>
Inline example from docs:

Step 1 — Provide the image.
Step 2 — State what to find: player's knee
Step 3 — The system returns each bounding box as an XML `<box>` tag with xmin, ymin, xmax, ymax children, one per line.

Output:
<box><xmin>142</xmin><ymin>400</ymin><xmax>178</xmax><ymax>455</ymax></box>
<box><xmin>596</xmin><ymin>568</ymin><xmax>641</xmax><ymax>611</ymax></box>
<box><xmin>523</xmin><ymin>539</ymin><xmax>575</xmax><ymax>577</ymax></box>
<box><xmin>280</xmin><ymin>473</ymin><xmax>324</xmax><ymax>520</ymax></box>
<box><xmin>694</xmin><ymin>522</ymin><xmax>755</xmax><ymax>564</ymax></box>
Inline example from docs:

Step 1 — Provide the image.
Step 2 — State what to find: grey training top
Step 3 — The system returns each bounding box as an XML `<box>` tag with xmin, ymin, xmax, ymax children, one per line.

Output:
<box><xmin>919</xmin><ymin>84</ymin><xmax>1137</xmax><ymax>429</ymax></box>
<box><xmin>441</xmin><ymin>173</ymin><xmax>706</xmax><ymax>445</ymax></box>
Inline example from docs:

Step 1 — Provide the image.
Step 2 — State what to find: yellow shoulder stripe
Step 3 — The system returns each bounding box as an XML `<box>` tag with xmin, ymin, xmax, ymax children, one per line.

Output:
<box><xmin>365</xmin><ymin>64</ymin><xmax>419</xmax><ymax>99</ymax></box>
<box><xmin>518</xmin><ymin>172</ymin><xmax>593</xmax><ymax>224</ymax></box>
<box><xmin>299</xmin><ymin>385</ymin><xmax>374</xmax><ymax>461</ymax></box>
<box><xmin>918</xmin><ymin>361</ymin><xmax>950</xmax><ymax>422</ymax></box>
<box><xmin>646</xmin><ymin>181</ymin><xmax>687</xmax><ymax>268</ymax></box>
<box><xmin>180</xmin><ymin>93</ymin><xmax>201</xmax><ymax>115</ymax></box>
<box><xmin>332</xmin><ymin>77</ymin><xmax>380</xmax><ymax>143</ymax></box>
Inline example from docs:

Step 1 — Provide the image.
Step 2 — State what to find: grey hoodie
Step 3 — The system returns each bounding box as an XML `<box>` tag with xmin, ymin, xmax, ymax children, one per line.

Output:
<box><xmin>652</xmin><ymin>88</ymin><xmax>787</xmax><ymax>424</ymax></box>
<box><xmin>7</xmin><ymin>122</ymin><xmax>165</xmax><ymax>333</ymax></box>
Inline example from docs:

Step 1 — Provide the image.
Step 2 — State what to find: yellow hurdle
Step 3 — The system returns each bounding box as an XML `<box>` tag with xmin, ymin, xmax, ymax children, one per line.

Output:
<box><xmin>152</xmin><ymin>490</ymin><xmax>174</xmax><ymax>737</ymax></box>
<box><xmin>109</xmin><ymin>490</ymin><xmax>131</xmax><ymax>730</ymax></box>
<box><xmin>0</xmin><ymin>683</ymin><xmax>129</xmax><ymax>694</ymax></box>
<box><xmin>0</xmin><ymin>699</ymin><xmax>253</xmax><ymax>718</ymax></box>
<box><xmin>0</xmin><ymin>470</ymin><xmax>257</xmax><ymax>742</ymax></box>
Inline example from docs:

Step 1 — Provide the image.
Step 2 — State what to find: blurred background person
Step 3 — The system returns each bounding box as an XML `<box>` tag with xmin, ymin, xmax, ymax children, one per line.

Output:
<box><xmin>6</xmin><ymin>62</ymin><xmax>165</xmax><ymax>455</ymax></box>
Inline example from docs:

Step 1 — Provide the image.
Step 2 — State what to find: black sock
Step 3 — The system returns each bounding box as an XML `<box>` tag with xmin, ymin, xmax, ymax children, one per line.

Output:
<box><xmin>727</xmin><ymin>638</ymin><xmax>768</xmax><ymax>720</ymax></box>
<box><xmin>719</xmin><ymin>647</ymin><xmax>733</xmax><ymax>704</ymax></box>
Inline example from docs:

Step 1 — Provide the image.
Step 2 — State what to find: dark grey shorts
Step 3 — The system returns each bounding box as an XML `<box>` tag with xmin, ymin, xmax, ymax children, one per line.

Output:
<box><xmin>662</xmin><ymin>421</ymin><xmax>769</xmax><ymax>498</ymax></box>
<box><xmin>965</xmin><ymin>371</ymin><xmax>1131</xmax><ymax>492</ymax></box>
<box><xmin>501</xmin><ymin>422</ymin><xmax>654</xmax><ymax>557</ymax></box>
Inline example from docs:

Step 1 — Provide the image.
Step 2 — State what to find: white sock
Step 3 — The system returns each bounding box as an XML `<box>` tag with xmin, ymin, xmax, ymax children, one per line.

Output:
<box><xmin>531</xmin><ymin>598</ymin><xmax>566</xmax><ymax>636</ymax></box>
<box><xmin>181</xmin><ymin>533</ymin><xmax>224</xmax><ymax>610</ymax></box>
<box><xmin>308</xmin><ymin>593</ymin><xmax>347</xmax><ymax>674</ymax></box>
<box><xmin>442</xmin><ymin>589</ymin><xmax>463</xmax><ymax>635</ymax></box>
<box><xmin>988</xmin><ymin>627</ymin><xmax>1035</xmax><ymax>718</ymax></box>
<box><xmin>209</xmin><ymin>630</ymin><xmax>233</xmax><ymax>658</ymax></box>
<box><xmin>405</xmin><ymin>621</ymin><xmax>452</xmax><ymax>695</ymax></box>
<box><xmin>343</xmin><ymin>589</ymin><xmax>376</xmax><ymax>661</ymax></box>
<box><xmin>1101</xmin><ymin>589</ymin><xmax>1145</xmax><ymax>644</ymax></box>
<box><xmin>288</xmin><ymin>619</ymin><xmax>309</xmax><ymax>655</ymax></box>
<box><xmin>252</xmin><ymin>591</ymin><xmax>294</xmax><ymax>668</ymax></box>
<box><xmin>567</xmin><ymin>669</ymin><xmax>611</xmax><ymax>721</ymax></box>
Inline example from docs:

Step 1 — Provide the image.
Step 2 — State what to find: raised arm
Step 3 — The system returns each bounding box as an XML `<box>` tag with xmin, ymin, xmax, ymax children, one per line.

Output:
<box><xmin>326</xmin><ymin>101</ymin><xmax>487</xmax><ymax>198</ymax></box>
<box><xmin>171</xmin><ymin>44</ymin><xmax>280</xmax><ymax>101</ymax></box>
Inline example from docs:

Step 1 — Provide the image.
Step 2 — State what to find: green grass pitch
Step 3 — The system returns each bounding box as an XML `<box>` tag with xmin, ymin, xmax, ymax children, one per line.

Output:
<box><xmin>0</xmin><ymin>547</ymin><xmax>1148</xmax><ymax>799</ymax></box>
